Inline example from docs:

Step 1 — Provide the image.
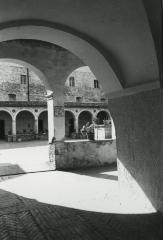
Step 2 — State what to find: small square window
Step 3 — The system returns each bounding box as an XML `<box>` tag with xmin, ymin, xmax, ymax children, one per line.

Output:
<box><xmin>8</xmin><ymin>94</ymin><xmax>16</xmax><ymax>101</ymax></box>
<box><xmin>76</xmin><ymin>97</ymin><xmax>82</xmax><ymax>102</ymax></box>
<box><xmin>21</xmin><ymin>75</ymin><xmax>27</xmax><ymax>84</ymax></box>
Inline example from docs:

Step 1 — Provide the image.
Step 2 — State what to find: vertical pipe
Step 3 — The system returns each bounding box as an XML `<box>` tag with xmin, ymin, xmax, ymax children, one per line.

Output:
<box><xmin>27</xmin><ymin>68</ymin><xmax>30</xmax><ymax>102</ymax></box>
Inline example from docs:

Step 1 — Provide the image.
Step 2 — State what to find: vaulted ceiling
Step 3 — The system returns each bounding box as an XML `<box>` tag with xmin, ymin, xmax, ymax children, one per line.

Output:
<box><xmin>0</xmin><ymin>0</ymin><xmax>161</xmax><ymax>97</ymax></box>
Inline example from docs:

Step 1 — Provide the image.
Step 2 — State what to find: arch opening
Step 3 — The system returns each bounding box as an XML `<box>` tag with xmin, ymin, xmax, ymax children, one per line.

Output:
<box><xmin>96</xmin><ymin>111</ymin><xmax>110</xmax><ymax>125</ymax></box>
<box><xmin>78</xmin><ymin>111</ymin><xmax>92</xmax><ymax>133</ymax></box>
<box><xmin>0</xmin><ymin>25</ymin><xmax>122</xmax><ymax>94</ymax></box>
<box><xmin>16</xmin><ymin>111</ymin><xmax>35</xmax><ymax>140</ymax></box>
<box><xmin>65</xmin><ymin>111</ymin><xmax>75</xmax><ymax>138</ymax></box>
<box><xmin>38</xmin><ymin>111</ymin><xmax>48</xmax><ymax>139</ymax></box>
<box><xmin>0</xmin><ymin>110</ymin><xmax>12</xmax><ymax>140</ymax></box>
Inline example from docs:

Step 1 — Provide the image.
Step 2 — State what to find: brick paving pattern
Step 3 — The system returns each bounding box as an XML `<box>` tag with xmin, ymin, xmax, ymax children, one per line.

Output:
<box><xmin>0</xmin><ymin>187</ymin><xmax>163</xmax><ymax>240</ymax></box>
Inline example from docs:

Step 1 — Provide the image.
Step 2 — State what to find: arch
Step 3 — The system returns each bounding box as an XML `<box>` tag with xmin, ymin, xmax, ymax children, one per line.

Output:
<box><xmin>96</xmin><ymin>110</ymin><xmax>110</xmax><ymax>124</ymax></box>
<box><xmin>0</xmin><ymin>25</ymin><xmax>122</xmax><ymax>94</ymax></box>
<box><xmin>15</xmin><ymin>109</ymin><xmax>35</xmax><ymax>121</ymax></box>
<box><xmin>16</xmin><ymin>110</ymin><xmax>35</xmax><ymax>134</ymax></box>
<box><xmin>78</xmin><ymin>110</ymin><xmax>93</xmax><ymax>132</ymax></box>
<box><xmin>38</xmin><ymin>110</ymin><xmax>48</xmax><ymax>134</ymax></box>
<box><xmin>65</xmin><ymin>110</ymin><xmax>75</xmax><ymax>138</ymax></box>
<box><xmin>0</xmin><ymin>58</ymin><xmax>51</xmax><ymax>91</ymax></box>
<box><xmin>0</xmin><ymin>108</ymin><xmax>13</xmax><ymax>119</ymax></box>
<box><xmin>38</xmin><ymin>109</ymin><xmax>48</xmax><ymax>118</ymax></box>
<box><xmin>0</xmin><ymin>110</ymin><xmax>12</xmax><ymax>139</ymax></box>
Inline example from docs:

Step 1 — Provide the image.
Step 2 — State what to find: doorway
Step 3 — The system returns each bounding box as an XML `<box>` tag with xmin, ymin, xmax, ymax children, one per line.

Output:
<box><xmin>39</xmin><ymin>119</ymin><xmax>44</xmax><ymax>133</ymax></box>
<box><xmin>0</xmin><ymin>120</ymin><xmax>5</xmax><ymax>139</ymax></box>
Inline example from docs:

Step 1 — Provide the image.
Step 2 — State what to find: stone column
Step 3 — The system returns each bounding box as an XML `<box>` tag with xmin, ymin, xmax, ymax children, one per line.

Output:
<box><xmin>46</xmin><ymin>91</ymin><xmax>55</xmax><ymax>143</ymax></box>
<box><xmin>12</xmin><ymin>119</ymin><xmax>16</xmax><ymax>142</ymax></box>
<box><xmin>111</xmin><ymin>117</ymin><xmax>116</xmax><ymax>139</ymax></box>
<box><xmin>34</xmin><ymin>117</ymin><xmax>39</xmax><ymax>139</ymax></box>
<box><xmin>46</xmin><ymin>91</ymin><xmax>56</xmax><ymax>166</ymax></box>
<box><xmin>74</xmin><ymin>115</ymin><xmax>79</xmax><ymax>134</ymax></box>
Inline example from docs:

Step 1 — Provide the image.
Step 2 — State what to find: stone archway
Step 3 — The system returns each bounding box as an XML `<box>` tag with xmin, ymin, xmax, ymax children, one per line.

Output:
<box><xmin>16</xmin><ymin>110</ymin><xmax>35</xmax><ymax>140</ymax></box>
<box><xmin>78</xmin><ymin>110</ymin><xmax>92</xmax><ymax>132</ymax></box>
<box><xmin>38</xmin><ymin>110</ymin><xmax>48</xmax><ymax>135</ymax></box>
<box><xmin>0</xmin><ymin>25</ymin><xmax>122</xmax><ymax>95</ymax></box>
<box><xmin>96</xmin><ymin>110</ymin><xmax>110</xmax><ymax>124</ymax></box>
<box><xmin>0</xmin><ymin>110</ymin><xmax>12</xmax><ymax>140</ymax></box>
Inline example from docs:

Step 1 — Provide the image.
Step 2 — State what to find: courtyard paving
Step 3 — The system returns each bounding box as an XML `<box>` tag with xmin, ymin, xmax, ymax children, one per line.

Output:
<box><xmin>0</xmin><ymin>140</ymin><xmax>55</xmax><ymax>174</ymax></box>
<box><xmin>0</xmin><ymin>141</ymin><xmax>163</xmax><ymax>239</ymax></box>
<box><xmin>0</xmin><ymin>166</ymin><xmax>162</xmax><ymax>239</ymax></box>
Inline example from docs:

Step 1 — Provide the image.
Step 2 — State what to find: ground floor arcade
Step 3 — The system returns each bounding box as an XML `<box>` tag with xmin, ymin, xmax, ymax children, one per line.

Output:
<box><xmin>0</xmin><ymin>102</ymin><xmax>112</xmax><ymax>142</ymax></box>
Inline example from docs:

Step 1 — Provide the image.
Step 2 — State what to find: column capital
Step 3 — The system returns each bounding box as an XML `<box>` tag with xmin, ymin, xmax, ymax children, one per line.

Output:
<box><xmin>46</xmin><ymin>90</ymin><xmax>54</xmax><ymax>100</ymax></box>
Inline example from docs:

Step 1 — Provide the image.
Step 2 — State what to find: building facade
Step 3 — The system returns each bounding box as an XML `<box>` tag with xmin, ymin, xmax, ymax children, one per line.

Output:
<box><xmin>0</xmin><ymin>63</ymin><xmax>111</xmax><ymax>141</ymax></box>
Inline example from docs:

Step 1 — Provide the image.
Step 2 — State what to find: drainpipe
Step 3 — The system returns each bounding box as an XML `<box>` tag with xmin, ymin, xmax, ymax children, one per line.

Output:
<box><xmin>27</xmin><ymin>68</ymin><xmax>30</xmax><ymax>102</ymax></box>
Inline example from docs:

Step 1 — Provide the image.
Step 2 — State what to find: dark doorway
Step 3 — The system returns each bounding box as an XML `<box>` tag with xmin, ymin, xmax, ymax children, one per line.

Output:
<box><xmin>0</xmin><ymin>120</ymin><xmax>5</xmax><ymax>139</ymax></box>
<box><xmin>39</xmin><ymin>119</ymin><xmax>44</xmax><ymax>133</ymax></box>
<box><xmin>65</xmin><ymin>111</ymin><xmax>75</xmax><ymax>138</ymax></box>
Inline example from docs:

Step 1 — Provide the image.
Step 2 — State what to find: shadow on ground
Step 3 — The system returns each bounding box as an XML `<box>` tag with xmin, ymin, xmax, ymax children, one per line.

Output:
<box><xmin>69</xmin><ymin>164</ymin><xmax>118</xmax><ymax>181</ymax></box>
<box><xmin>0</xmin><ymin>140</ymin><xmax>48</xmax><ymax>150</ymax></box>
<box><xmin>0</xmin><ymin>163</ymin><xmax>25</xmax><ymax>182</ymax></box>
<box><xmin>0</xmin><ymin>188</ymin><xmax>162</xmax><ymax>240</ymax></box>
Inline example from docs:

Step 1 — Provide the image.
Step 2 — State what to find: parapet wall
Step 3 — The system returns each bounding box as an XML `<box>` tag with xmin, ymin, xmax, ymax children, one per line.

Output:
<box><xmin>54</xmin><ymin>139</ymin><xmax>117</xmax><ymax>170</ymax></box>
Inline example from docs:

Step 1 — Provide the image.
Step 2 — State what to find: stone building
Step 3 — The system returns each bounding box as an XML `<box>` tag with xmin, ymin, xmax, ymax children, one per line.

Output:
<box><xmin>0</xmin><ymin>63</ymin><xmax>111</xmax><ymax>141</ymax></box>
<box><xmin>0</xmin><ymin>0</ymin><xmax>162</xmax><ymax>226</ymax></box>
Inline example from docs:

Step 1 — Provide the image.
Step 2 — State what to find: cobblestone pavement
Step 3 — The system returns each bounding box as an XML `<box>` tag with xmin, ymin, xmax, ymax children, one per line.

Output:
<box><xmin>0</xmin><ymin>167</ymin><xmax>163</xmax><ymax>239</ymax></box>
<box><xmin>0</xmin><ymin>188</ymin><xmax>163</xmax><ymax>240</ymax></box>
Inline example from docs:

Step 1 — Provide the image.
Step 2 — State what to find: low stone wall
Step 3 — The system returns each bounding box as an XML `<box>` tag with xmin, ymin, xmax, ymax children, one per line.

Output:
<box><xmin>54</xmin><ymin>139</ymin><xmax>117</xmax><ymax>170</ymax></box>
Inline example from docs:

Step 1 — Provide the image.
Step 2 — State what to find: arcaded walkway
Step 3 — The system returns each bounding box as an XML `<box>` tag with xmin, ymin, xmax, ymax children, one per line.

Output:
<box><xmin>0</xmin><ymin>167</ymin><xmax>163</xmax><ymax>239</ymax></box>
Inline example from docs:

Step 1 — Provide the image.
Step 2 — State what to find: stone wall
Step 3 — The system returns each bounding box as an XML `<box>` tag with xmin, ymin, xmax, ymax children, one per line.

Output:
<box><xmin>108</xmin><ymin>88</ymin><xmax>163</xmax><ymax>212</ymax></box>
<box><xmin>54</xmin><ymin>139</ymin><xmax>117</xmax><ymax>170</ymax></box>
<box><xmin>64</xmin><ymin>68</ymin><xmax>106</xmax><ymax>103</ymax></box>
<box><xmin>0</xmin><ymin>63</ymin><xmax>46</xmax><ymax>101</ymax></box>
<box><xmin>0</xmin><ymin>62</ymin><xmax>106</xmax><ymax>104</ymax></box>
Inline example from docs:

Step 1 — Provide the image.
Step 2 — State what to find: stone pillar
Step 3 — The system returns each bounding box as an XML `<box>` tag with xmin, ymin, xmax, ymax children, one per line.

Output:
<box><xmin>46</xmin><ymin>91</ymin><xmax>55</xmax><ymax>143</ymax></box>
<box><xmin>108</xmin><ymin>89</ymin><xmax>161</xmax><ymax>212</ymax></box>
<box><xmin>54</xmin><ymin>106</ymin><xmax>65</xmax><ymax>140</ymax></box>
<box><xmin>111</xmin><ymin>117</ymin><xmax>116</xmax><ymax>139</ymax></box>
<box><xmin>12</xmin><ymin>119</ymin><xmax>16</xmax><ymax>142</ymax></box>
<box><xmin>34</xmin><ymin>117</ymin><xmax>39</xmax><ymax>139</ymax></box>
<box><xmin>46</xmin><ymin>91</ymin><xmax>55</xmax><ymax>166</ymax></box>
<box><xmin>74</xmin><ymin>115</ymin><xmax>79</xmax><ymax>134</ymax></box>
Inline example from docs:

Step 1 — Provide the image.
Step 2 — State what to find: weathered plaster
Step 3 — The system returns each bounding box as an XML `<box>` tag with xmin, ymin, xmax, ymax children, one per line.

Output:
<box><xmin>108</xmin><ymin>88</ymin><xmax>163</xmax><ymax>211</ymax></box>
<box><xmin>55</xmin><ymin>139</ymin><xmax>117</xmax><ymax>170</ymax></box>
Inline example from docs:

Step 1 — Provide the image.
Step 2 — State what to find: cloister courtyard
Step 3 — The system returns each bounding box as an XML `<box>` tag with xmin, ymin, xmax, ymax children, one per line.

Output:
<box><xmin>0</xmin><ymin>0</ymin><xmax>162</xmax><ymax>239</ymax></box>
<box><xmin>0</xmin><ymin>140</ymin><xmax>162</xmax><ymax>239</ymax></box>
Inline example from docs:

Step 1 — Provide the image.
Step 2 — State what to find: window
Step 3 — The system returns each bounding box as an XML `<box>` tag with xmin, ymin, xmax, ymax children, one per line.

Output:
<box><xmin>101</xmin><ymin>98</ymin><xmax>106</xmax><ymax>102</ymax></box>
<box><xmin>20</xmin><ymin>75</ymin><xmax>27</xmax><ymax>84</ymax></box>
<box><xmin>76</xmin><ymin>97</ymin><xmax>82</xmax><ymax>103</ymax></box>
<box><xmin>69</xmin><ymin>76</ymin><xmax>75</xmax><ymax>87</ymax></box>
<box><xmin>8</xmin><ymin>93</ymin><xmax>16</xmax><ymax>101</ymax></box>
<box><xmin>94</xmin><ymin>79</ymin><xmax>99</xmax><ymax>88</ymax></box>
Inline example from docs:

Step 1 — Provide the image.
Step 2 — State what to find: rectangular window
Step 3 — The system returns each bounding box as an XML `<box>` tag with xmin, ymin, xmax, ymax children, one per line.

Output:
<box><xmin>76</xmin><ymin>97</ymin><xmax>82</xmax><ymax>102</ymax></box>
<box><xmin>69</xmin><ymin>76</ymin><xmax>75</xmax><ymax>87</ymax></box>
<box><xmin>8</xmin><ymin>93</ymin><xmax>16</xmax><ymax>101</ymax></box>
<box><xmin>20</xmin><ymin>75</ymin><xmax>27</xmax><ymax>84</ymax></box>
<box><xmin>94</xmin><ymin>79</ymin><xmax>99</xmax><ymax>88</ymax></box>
